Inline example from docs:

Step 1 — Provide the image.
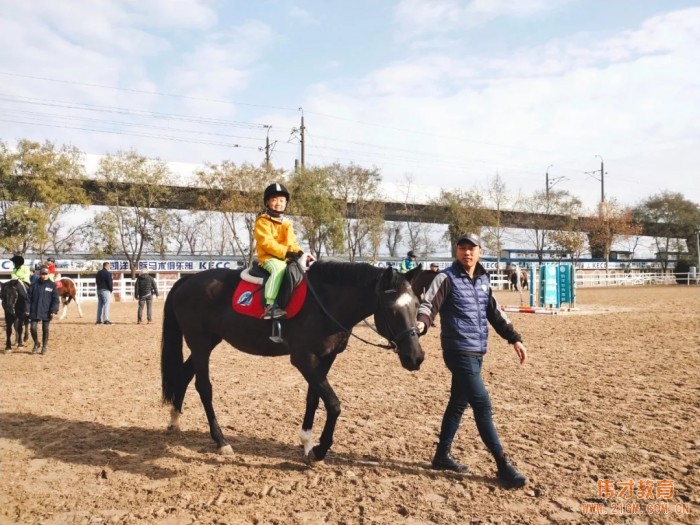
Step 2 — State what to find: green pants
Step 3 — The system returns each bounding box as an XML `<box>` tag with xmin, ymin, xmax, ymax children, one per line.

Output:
<box><xmin>262</xmin><ymin>258</ymin><xmax>287</xmax><ymax>306</ymax></box>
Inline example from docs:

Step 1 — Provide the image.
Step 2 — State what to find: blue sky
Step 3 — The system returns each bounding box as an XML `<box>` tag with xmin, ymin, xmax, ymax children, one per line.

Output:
<box><xmin>1</xmin><ymin>0</ymin><xmax>699</xmax><ymax>212</ymax></box>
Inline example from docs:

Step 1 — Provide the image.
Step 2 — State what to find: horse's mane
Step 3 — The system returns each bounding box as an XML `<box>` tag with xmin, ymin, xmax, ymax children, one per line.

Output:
<box><xmin>307</xmin><ymin>260</ymin><xmax>386</xmax><ymax>288</ymax></box>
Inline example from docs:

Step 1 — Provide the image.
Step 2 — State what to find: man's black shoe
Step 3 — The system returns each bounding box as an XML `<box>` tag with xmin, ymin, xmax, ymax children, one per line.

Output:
<box><xmin>495</xmin><ymin>453</ymin><xmax>527</xmax><ymax>489</ymax></box>
<box><xmin>431</xmin><ymin>445</ymin><xmax>468</xmax><ymax>473</ymax></box>
<box><xmin>103</xmin><ymin>320</ymin><xmax>113</xmax><ymax>325</ymax></box>
<box><xmin>95</xmin><ymin>321</ymin><xmax>102</xmax><ymax>325</ymax></box>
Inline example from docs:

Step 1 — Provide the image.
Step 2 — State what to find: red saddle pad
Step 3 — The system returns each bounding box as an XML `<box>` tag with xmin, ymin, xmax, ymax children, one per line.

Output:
<box><xmin>231</xmin><ymin>279</ymin><xmax>307</xmax><ymax>319</ymax></box>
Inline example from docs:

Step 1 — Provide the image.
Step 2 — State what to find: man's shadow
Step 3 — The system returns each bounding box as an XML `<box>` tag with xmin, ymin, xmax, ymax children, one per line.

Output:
<box><xmin>1</xmin><ymin>412</ymin><xmax>493</xmax><ymax>484</ymax></box>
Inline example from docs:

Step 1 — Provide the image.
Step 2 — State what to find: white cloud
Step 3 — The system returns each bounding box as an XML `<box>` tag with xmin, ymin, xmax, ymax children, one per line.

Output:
<box><xmin>300</xmin><ymin>7</ymin><xmax>700</xmax><ymax>209</ymax></box>
<box><xmin>394</xmin><ymin>0</ymin><xmax>571</xmax><ymax>36</ymax></box>
<box><xmin>289</xmin><ymin>6</ymin><xmax>319</xmax><ymax>25</ymax></box>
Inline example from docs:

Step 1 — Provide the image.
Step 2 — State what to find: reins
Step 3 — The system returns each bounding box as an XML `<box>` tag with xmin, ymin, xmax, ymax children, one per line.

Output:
<box><xmin>298</xmin><ymin>262</ymin><xmax>398</xmax><ymax>351</ymax></box>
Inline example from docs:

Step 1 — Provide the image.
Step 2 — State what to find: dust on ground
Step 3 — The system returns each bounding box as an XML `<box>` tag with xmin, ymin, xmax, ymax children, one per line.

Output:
<box><xmin>1</xmin><ymin>286</ymin><xmax>698</xmax><ymax>524</ymax></box>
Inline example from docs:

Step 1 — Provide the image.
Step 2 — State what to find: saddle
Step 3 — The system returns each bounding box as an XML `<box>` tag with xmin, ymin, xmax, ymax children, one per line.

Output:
<box><xmin>232</xmin><ymin>260</ymin><xmax>307</xmax><ymax>319</ymax></box>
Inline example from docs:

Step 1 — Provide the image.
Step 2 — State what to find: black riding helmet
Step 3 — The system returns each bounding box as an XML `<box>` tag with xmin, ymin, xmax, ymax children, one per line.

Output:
<box><xmin>10</xmin><ymin>254</ymin><xmax>24</xmax><ymax>267</ymax></box>
<box><xmin>263</xmin><ymin>183</ymin><xmax>290</xmax><ymax>217</ymax></box>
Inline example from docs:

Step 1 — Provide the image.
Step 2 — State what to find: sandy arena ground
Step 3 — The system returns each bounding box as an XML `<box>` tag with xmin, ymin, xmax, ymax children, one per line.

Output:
<box><xmin>1</xmin><ymin>286</ymin><xmax>698</xmax><ymax>524</ymax></box>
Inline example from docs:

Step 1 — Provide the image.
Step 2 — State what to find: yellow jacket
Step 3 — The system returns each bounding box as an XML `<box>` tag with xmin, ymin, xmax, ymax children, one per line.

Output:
<box><xmin>11</xmin><ymin>264</ymin><xmax>31</xmax><ymax>284</ymax></box>
<box><xmin>254</xmin><ymin>213</ymin><xmax>301</xmax><ymax>264</ymax></box>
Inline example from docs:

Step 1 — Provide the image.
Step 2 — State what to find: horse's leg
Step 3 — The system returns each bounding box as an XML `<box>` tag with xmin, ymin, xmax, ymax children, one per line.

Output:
<box><xmin>14</xmin><ymin>318</ymin><xmax>24</xmax><ymax>347</ymax></box>
<box><xmin>186</xmin><ymin>335</ymin><xmax>231</xmax><ymax>454</ymax></box>
<box><xmin>75</xmin><ymin>296</ymin><xmax>84</xmax><ymax>318</ymax></box>
<box><xmin>167</xmin><ymin>356</ymin><xmax>195</xmax><ymax>432</ymax></box>
<box><xmin>4</xmin><ymin>318</ymin><xmax>12</xmax><ymax>351</ymax></box>
<box><xmin>299</xmin><ymin>353</ymin><xmax>337</xmax><ymax>458</ymax></box>
<box><xmin>23</xmin><ymin>318</ymin><xmax>29</xmax><ymax>343</ymax></box>
<box><xmin>59</xmin><ymin>297</ymin><xmax>68</xmax><ymax>320</ymax></box>
<box><xmin>292</xmin><ymin>353</ymin><xmax>341</xmax><ymax>463</ymax></box>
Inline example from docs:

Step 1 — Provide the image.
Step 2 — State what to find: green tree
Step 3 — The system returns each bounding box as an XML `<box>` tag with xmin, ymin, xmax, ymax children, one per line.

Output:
<box><xmin>428</xmin><ymin>188</ymin><xmax>491</xmax><ymax>256</ymax></box>
<box><xmin>287</xmin><ymin>166</ymin><xmax>344</xmax><ymax>258</ymax></box>
<box><xmin>0</xmin><ymin>139</ymin><xmax>87</xmax><ymax>255</ymax></box>
<box><xmin>633</xmin><ymin>192</ymin><xmax>700</xmax><ymax>272</ymax></box>
<box><xmin>94</xmin><ymin>150</ymin><xmax>172</xmax><ymax>277</ymax></box>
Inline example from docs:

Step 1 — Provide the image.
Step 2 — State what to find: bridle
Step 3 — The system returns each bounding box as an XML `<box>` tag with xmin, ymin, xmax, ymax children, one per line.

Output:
<box><xmin>300</xmin><ymin>264</ymin><xmax>417</xmax><ymax>352</ymax></box>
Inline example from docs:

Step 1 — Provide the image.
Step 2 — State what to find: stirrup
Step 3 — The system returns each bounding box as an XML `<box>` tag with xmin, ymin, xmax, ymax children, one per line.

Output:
<box><xmin>269</xmin><ymin>320</ymin><xmax>284</xmax><ymax>344</ymax></box>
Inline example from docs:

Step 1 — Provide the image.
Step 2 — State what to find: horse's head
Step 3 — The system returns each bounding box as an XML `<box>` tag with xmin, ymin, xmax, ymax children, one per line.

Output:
<box><xmin>374</xmin><ymin>267</ymin><xmax>425</xmax><ymax>371</ymax></box>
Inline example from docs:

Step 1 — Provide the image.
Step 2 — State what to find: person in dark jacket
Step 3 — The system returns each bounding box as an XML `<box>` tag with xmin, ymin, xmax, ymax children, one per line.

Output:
<box><xmin>134</xmin><ymin>268</ymin><xmax>159</xmax><ymax>324</ymax></box>
<box><xmin>95</xmin><ymin>262</ymin><xmax>113</xmax><ymax>325</ymax></box>
<box><xmin>416</xmin><ymin>233</ymin><xmax>528</xmax><ymax>489</ymax></box>
<box><xmin>28</xmin><ymin>267</ymin><xmax>60</xmax><ymax>354</ymax></box>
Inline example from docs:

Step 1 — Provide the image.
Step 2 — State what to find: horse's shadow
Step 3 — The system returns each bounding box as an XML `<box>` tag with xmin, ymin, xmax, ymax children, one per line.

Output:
<box><xmin>1</xmin><ymin>412</ymin><xmax>493</xmax><ymax>484</ymax></box>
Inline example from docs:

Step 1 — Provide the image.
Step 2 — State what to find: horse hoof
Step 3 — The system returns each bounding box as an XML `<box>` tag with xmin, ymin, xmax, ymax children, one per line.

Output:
<box><xmin>303</xmin><ymin>447</ymin><xmax>323</xmax><ymax>466</ymax></box>
<box><xmin>166</xmin><ymin>424</ymin><xmax>181</xmax><ymax>433</ymax></box>
<box><xmin>217</xmin><ymin>444</ymin><xmax>234</xmax><ymax>455</ymax></box>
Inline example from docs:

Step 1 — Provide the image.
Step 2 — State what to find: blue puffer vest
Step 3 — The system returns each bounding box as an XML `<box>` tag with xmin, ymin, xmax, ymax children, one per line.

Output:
<box><xmin>440</xmin><ymin>261</ymin><xmax>491</xmax><ymax>354</ymax></box>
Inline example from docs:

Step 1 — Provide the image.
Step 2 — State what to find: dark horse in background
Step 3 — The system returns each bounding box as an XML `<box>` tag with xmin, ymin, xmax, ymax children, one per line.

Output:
<box><xmin>1</xmin><ymin>280</ymin><xmax>30</xmax><ymax>352</ymax></box>
<box><xmin>161</xmin><ymin>261</ymin><xmax>425</xmax><ymax>462</ymax></box>
<box><xmin>508</xmin><ymin>267</ymin><xmax>529</xmax><ymax>291</ymax></box>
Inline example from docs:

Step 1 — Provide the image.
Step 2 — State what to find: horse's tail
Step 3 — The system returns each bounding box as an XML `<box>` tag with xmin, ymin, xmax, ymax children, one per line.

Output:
<box><xmin>161</xmin><ymin>276</ymin><xmax>190</xmax><ymax>405</ymax></box>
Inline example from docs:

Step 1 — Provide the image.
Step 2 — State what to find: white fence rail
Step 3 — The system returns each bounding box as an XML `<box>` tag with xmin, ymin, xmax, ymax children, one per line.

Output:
<box><xmin>1</xmin><ymin>271</ymin><xmax>696</xmax><ymax>302</ymax></box>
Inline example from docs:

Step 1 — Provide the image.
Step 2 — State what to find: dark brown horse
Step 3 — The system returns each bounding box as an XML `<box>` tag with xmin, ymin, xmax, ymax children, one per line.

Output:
<box><xmin>508</xmin><ymin>267</ymin><xmax>529</xmax><ymax>291</ymax></box>
<box><xmin>1</xmin><ymin>280</ymin><xmax>30</xmax><ymax>352</ymax></box>
<box><xmin>161</xmin><ymin>261</ymin><xmax>425</xmax><ymax>462</ymax></box>
<box><xmin>55</xmin><ymin>278</ymin><xmax>84</xmax><ymax>319</ymax></box>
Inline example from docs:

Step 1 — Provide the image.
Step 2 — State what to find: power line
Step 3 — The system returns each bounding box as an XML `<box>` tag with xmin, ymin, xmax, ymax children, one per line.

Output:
<box><xmin>0</xmin><ymin>70</ymin><xmax>298</xmax><ymax>112</ymax></box>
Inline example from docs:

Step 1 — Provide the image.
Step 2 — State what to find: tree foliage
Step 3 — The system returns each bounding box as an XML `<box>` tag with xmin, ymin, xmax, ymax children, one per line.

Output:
<box><xmin>328</xmin><ymin>164</ymin><xmax>384</xmax><ymax>261</ymax></box>
<box><xmin>633</xmin><ymin>192</ymin><xmax>700</xmax><ymax>271</ymax></box>
<box><xmin>196</xmin><ymin>162</ymin><xmax>275</xmax><ymax>266</ymax></box>
<box><xmin>0</xmin><ymin>139</ymin><xmax>87</xmax><ymax>255</ymax></box>
<box><xmin>429</xmin><ymin>188</ymin><xmax>490</xmax><ymax>255</ymax></box>
<box><xmin>585</xmin><ymin>199</ymin><xmax>642</xmax><ymax>268</ymax></box>
<box><xmin>93</xmin><ymin>150</ymin><xmax>172</xmax><ymax>276</ymax></box>
<box><xmin>520</xmin><ymin>189</ymin><xmax>582</xmax><ymax>263</ymax></box>
<box><xmin>287</xmin><ymin>166</ymin><xmax>344</xmax><ymax>258</ymax></box>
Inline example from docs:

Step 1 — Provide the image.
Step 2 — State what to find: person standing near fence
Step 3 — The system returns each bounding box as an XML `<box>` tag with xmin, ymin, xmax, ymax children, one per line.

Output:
<box><xmin>95</xmin><ymin>262</ymin><xmax>113</xmax><ymax>325</ymax></box>
<box><xmin>134</xmin><ymin>268</ymin><xmax>159</xmax><ymax>324</ymax></box>
<box><xmin>28</xmin><ymin>267</ymin><xmax>59</xmax><ymax>354</ymax></box>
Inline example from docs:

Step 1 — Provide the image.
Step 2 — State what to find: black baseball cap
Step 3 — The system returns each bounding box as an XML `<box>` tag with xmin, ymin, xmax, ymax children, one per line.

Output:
<box><xmin>456</xmin><ymin>233</ymin><xmax>481</xmax><ymax>246</ymax></box>
<box><xmin>40</xmin><ymin>267</ymin><xmax>49</xmax><ymax>274</ymax></box>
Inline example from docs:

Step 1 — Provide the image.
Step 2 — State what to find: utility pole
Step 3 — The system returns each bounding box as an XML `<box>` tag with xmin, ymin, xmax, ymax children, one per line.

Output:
<box><xmin>290</xmin><ymin>108</ymin><xmax>305</xmax><ymax>171</ymax></box>
<box><xmin>299</xmin><ymin>109</ymin><xmax>305</xmax><ymax>169</ymax></box>
<box><xmin>259</xmin><ymin>125</ymin><xmax>276</xmax><ymax>170</ymax></box>
<box><xmin>585</xmin><ymin>155</ymin><xmax>606</xmax><ymax>204</ymax></box>
<box><xmin>545</xmin><ymin>164</ymin><xmax>565</xmax><ymax>199</ymax></box>
<box><xmin>595</xmin><ymin>154</ymin><xmax>605</xmax><ymax>202</ymax></box>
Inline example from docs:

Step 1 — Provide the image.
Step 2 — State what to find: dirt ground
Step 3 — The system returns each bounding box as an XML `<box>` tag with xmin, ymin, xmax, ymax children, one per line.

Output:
<box><xmin>1</xmin><ymin>286</ymin><xmax>698</xmax><ymax>525</ymax></box>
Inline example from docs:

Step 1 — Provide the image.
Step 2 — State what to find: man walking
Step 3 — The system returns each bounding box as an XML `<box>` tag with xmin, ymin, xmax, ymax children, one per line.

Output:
<box><xmin>416</xmin><ymin>233</ymin><xmax>528</xmax><ymax>489</ymax></box>
<box><xmin>28</xmin><ymin>267</ymin><xmax>60</xmax><ymax>354</ymax></box>
<box><xmin>134</xmin><ymin>268</ymin><xmax>159</xmax><ymax>324</ymax></box>
<box><xmin>95</xmin><ymin>262</ymin><xmax>113</xmax><ymax>325</ymax></box>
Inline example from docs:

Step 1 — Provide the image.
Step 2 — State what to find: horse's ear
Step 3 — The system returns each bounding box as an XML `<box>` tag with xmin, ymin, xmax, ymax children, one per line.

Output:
<box><xmin>380</xmin><ymin>266</ymin><xmax>395</xmax><ymax>288</ymax></box>
<box><xmin>404</xmin><ymin>265</ymin><xmax>421</xmax><ymax>283</ymax></box>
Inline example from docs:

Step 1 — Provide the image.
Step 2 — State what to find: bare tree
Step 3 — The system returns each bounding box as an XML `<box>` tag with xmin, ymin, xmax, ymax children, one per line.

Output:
<box><xmin>197</xmin><ymin>162</ymin><xmax>276</xmax><ymax>265</ymax></box>
<box><xmin>329</xmin><ymin>163</ymin><xmax>384</xmax><ymax>261</ymax></box>
<box><xmin>94</xmin><ymin>150</ymin><xmax>172</xmax><ymax>277</ymax></box>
